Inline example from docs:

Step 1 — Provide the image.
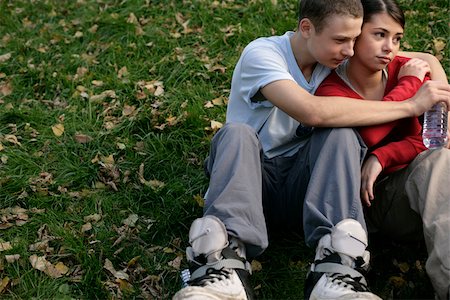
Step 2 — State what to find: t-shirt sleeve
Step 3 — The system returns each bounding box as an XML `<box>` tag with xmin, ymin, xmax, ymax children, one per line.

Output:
<box><xmin>237</xmin><ymin>45</ymin><xmax>296</xmax><ymax>109</ymax></box>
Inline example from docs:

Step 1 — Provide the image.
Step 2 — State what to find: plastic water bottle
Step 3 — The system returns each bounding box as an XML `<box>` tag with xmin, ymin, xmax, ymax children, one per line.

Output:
<box><xmin>422</xmin><ymin>102</ymin><xmax>448</xmax><ymax>149</ymax></box>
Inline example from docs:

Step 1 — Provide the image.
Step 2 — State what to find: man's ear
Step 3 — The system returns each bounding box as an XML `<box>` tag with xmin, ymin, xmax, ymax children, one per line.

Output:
<box><xmin>299</xmin><ymin>18</ymin><xmax>314</xmax><ymax>38</ymax></box>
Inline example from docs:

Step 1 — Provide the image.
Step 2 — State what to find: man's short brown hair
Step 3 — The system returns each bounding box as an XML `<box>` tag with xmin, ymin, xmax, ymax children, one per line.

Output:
<box><xmin>298</xmin><ymin>0</ymin><xmax>363</xmax><ymax>33</ymax></box>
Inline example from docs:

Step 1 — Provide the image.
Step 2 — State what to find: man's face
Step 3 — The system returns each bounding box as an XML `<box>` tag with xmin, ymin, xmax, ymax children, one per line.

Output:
<box><xmin>307</xmin><ymin>15</ymin><xmax>362</xmax><ymax>69</ymax></box>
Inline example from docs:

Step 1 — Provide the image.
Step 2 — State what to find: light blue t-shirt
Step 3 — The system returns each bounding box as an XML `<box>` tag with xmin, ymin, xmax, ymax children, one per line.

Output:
<box><xmin>226</xmin><ymin>31</ymin><xmax>331</xmax><ymax>158</ymax></box>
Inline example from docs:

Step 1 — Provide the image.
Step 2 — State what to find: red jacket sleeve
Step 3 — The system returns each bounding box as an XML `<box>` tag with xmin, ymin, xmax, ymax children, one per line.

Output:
<box><xmin>358</xmin><ymin>75</ymin><xmax>423</xmax><ymax>147</ymax></box>
<box><xmin>371</xmin><ymin>134</ymin><xmax>427</xmax><ymax>174</ymax></box>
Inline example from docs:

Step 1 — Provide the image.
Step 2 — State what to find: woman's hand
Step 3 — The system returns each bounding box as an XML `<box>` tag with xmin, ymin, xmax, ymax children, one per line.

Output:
<box><xmin>398</xmin><ymin>58</ymin><xmax>431</xmax><ymax>82</ymax></box>
<box><xmin>361</xmin><ymin>155</ymin><xmax>383</xmax><ymax>207</ymax></box>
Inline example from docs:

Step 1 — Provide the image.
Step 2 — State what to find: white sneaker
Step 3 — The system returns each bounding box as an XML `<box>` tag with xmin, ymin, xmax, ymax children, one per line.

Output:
<box><xmin>305</xmin><ymin>219</ymin><xmax>382</xmax><ymax>300</ymax></box>
<box><xmin>173</xmin><ymin>216</ymin><xmax>253</xmax><ymax>300</ymax></box>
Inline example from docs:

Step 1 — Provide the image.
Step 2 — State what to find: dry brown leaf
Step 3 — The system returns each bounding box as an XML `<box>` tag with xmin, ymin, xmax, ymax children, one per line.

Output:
<box><xmin>74</xmin><ymin>133</ymin><xmax>93</xmax><ymax>144</ymax></box>
<box><xmin>0</xmin><ymin>53</ymin><xmax>11</xmax><ymax>63</ymax></box>
<box><xmin>5</xmin><ymin>254</ymin><xmax>20</xmax><ymax>263</ymax></box>
<box><xmin>29</xmin><ymin>240</ymin><xmax>51</xmax><ymax>252</ymax></box>
<box><xmin>81</xmin><ymin>222</ymin><xmax>92</xmax><ymax>232</ymax></box>
<box><xmin>29</xmin><ymin>255</ymin><xmax>65</xmax><ymax>278</ymax></box>
<box><xmin>0</xmin><ymin>81</ymin><xmax>12</xmax><ymax>96</ymax></box>
<box><xmin>138</xmin><ymin>163</ymin><xmax>166</xmax><ymax>190</ymax></box>
<box><xmin>210</xmin><ymin>120</ymin><xmax>223</xmax><ymax>130</ymax></box>
<box><xmin>122</xmin><ymin>104</ymin><xmax>137</xmax><ymax>117</ymax></box>
<box><xmin>204</xmin><ymin>101</ymin><xmax>214</xmax><ymax>108</ymax></box>
<box><xmin>104</xmin><ymin>258</ymin><xmax>129</xmax><ymax>280</ymax></box>
<box><xmin>118</xmin><ymin>66</ymin><xmax>128</xmax><ymax>78</ymax></box>
<box><xmin>122</xmin><ymin>214</ymin><xmax>138</xmax><ymax>227</ymax></box>
<box><xmin>212</xmin><ymin>96</ymin><xmax>225</xmax><ymax>106</ymax></box>
<box><xmin>3</xmin><ymin>134</ymin><xmax>21</xmax><ymax>146</ymax></box>
<box><xmin>388</xmin><ymin>275</ymin><xmax>407</xmax><ymax>288</ymax></box>
<box><xmin>84</xmin><ymin>213</ymin><xmax>102</xmax><ymax>223</ymax></box>
<box><xmin>0</xmin><ymin>242</ymin><xmax>12</xmax><ymax>252</ymax></box>
<box><xmin>168</xmin><ymin>256</ymin><xmax>182</xmax><ymax>270</ymax></box>
<box><xmin>51</xmin><ymin>124</ymin><xmax>64</xmax><ymax>137</ymax></box>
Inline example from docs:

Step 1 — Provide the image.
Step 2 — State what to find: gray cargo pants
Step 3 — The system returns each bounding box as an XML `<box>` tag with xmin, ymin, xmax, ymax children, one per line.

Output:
<box><xmin>203</xmin><ymin>123</ymin><xmax>367</xmax><ymax>258</ymax></box>
<box><xmin>366</xmin><ymin>148</ymin><xmax>450</xmax><ymax>300</ymax></box>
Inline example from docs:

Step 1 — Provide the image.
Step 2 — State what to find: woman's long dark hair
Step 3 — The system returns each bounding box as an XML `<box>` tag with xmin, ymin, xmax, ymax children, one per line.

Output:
<box><xmin>360</xmin><ymin>0</ymin><xmax>405</xmax><ymax>28</ymax></box>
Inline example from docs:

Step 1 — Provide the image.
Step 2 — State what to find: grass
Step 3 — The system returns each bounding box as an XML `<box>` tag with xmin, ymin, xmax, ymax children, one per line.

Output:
<box><xmin>0</xmin><ymin>0</ymin><xmax>448</xmax><ymax>299</ymax></box>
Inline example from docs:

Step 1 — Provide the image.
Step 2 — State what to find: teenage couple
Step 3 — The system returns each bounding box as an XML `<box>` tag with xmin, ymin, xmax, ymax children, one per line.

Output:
<box><xmin>174</xmin><ymin>0</ymin><xmax>450</xmax><ymax>299</ymax></box>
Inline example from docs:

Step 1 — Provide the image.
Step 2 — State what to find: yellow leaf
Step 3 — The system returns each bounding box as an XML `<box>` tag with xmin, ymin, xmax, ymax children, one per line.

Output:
<box><xmin>0</xmin><ymin>277</ymin><xmax>10</xmax><ymax>294</ymax></box>
<box><xmin>193</xmin><ymin>194</ymin><xmax>204</xmax><ymax>207</ymax></box>
<box><xmin>0</xmin><ymin>143</ymin><xmax>3</xmax><ymax>151</ymax></box>
<box><xmin>54</xmin><ymin>262</ymin><xmax>69</xmax><ymax>275</ymax></box>
<box><xmin>251</xmin><ymin>260</ymin><xmax>263</xmax><ymax>272</ymax></box>
<box><xmin>433</xmin><ymin>38</ymin><xmax>446</xmax><ymax>53</ymax></box>
<box><xmin>51</xmin><ymin>124</ymin><xmax>64</xmax><ymax>137</ymax></box>
<box><xmin>211</xmin><ymin>120</ymin><xmax>223</xmax><ymax>130</ymax></box>
<box><xmin>389</xmin><ymin>275</ymin><xmax>407</xmax><ymax>288</ymax></box>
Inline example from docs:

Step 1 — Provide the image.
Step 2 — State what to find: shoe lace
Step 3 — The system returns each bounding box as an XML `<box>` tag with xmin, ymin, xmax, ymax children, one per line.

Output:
<box><xmin>330</xmin><ymin>273</ymin><xmax>370</xmax><ymax>292</ymax></box>
<box><xmin>189</xmin><ymin>267</ymin><xmax>232</xmax><ymax>287</ymax></box>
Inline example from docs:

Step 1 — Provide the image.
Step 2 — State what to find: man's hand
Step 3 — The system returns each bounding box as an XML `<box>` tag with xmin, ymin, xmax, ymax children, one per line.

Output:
<box><xmin>398</xmin><ymin>58</ymin><xmax>430</xmax><ymax>81</ymax></box>
<box><xmin>360</xmin><ymin>155</ymin><xmax>382</xmax><ymax>207</ymax></box>
<box><xmin>409</xmin><ymin>81</ymin><xmax>450</xmax><ymax>117</ymax></box>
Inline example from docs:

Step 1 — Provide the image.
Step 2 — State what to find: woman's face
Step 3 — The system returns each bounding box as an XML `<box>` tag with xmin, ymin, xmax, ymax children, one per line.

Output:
<box><xmin>353</xmin><ymin>12</ymin><xmax>404</xmax><ymax>71</ymax></box>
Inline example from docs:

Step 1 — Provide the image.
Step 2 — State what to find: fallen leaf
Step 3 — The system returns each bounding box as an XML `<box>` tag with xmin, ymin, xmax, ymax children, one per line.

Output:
<box><xmin>4</xmin><ymin>134</ymin><xmax>21</xmax><ymax>146</ymax></box>
<box><xmin>51</xmin><ymin>124</ymin><xmax>65</xmax><ymax>137</ymax></box>
<box><xmin>0</xmin><ymin>81</ymin><xmax>12</xmax><ymax>96</ymax></box>
<box><xmin>81</xmin><ymin>222</ymin><xmax>92</xmax><ymax>232</ymax></box>
<box><xmin>84</xmin><ymin>213</ymin><xmax>102</xmax><ymax>223</ymax></box>
<box><xmin>389</xmin><ymin>275</ymin><xmax>407</xmax><ymax>288</ymax></box>
<box><xmin>29</xmin><ymin>255</ymin><xmax>65</xmax><ymax>278</ymax></box>
<box><xmin>138</xmin><ymin>163</ymin><xmax>166</xmax><ymax>190</ymax></box>
<box><xmin>74</xmin><ymin>133</ymin><xmax>93</xmax><ymax>144</ymax></box>
<box><xmin>122</xmin><ymin>214</ymin><xmax>138</xmax><ymax>227</ymax></box>
<box><xmin>168</xmin><ymin>256</ymin><xmax>182</xmax><ymax>270</ymax></box>
<box><xmin>0</xmin><ymin>277</ymin><xmax>10</xmax><ymax>294</ymax></box>
<box><xmin>0</xmin><ymin>53</ymin><xmax>11</xmax><ymax>63</ymax></box>
<box><xmin>104</xmin><ymin>258</ymin><xmax>129</xmax><ymax>280</ymax></box>
<box><xmin>210</xmin><ymin>120</ymin><xmax>223</xmax><ymax>130</ymax></box>
<box><xmin>0</xmin><ymin>242</ymin><xmax>12</xmax><ymax>251</ymax></box>
<box><xmin>5</xmin><ymin>254</ymin><xmax>20</xmax><ymax>263</ymax></box>
<box><xmin>433</xmin><ymin>38</ymin><xmax>446</xmax><ymax>53</ymax></box>
<box><xmin>54</xmin><ymin>262</ymin><xmax>69</xmax><ymax>275</ymax></box>
<box><xmin>193</xmin><ymin>194</ymin><xmax>204</xmax><ymax>207</ymax></box>
<box><xmin>251</xmin><ymin>260</ymin><xmax>263</xmax><ymax>272</ymax></box>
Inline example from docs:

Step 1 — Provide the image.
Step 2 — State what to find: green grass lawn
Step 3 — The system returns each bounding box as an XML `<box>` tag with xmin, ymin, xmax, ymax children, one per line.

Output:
<box><xmin>0</xmin><ymin>0</ymin><xmax>448</xmax><ymax>299</ymax></box>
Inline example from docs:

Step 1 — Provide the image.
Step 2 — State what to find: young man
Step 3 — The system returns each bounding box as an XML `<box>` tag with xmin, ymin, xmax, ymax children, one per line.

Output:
<box><xmin>173</xmin><ymin>0</ymin><xmax>450</xmax><ymax>299</ymax></box>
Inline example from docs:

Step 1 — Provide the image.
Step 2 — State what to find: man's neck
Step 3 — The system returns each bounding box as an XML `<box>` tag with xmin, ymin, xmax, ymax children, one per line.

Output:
<box><xmin>290</xmin><ymin>33</ymin><xmax>317</xmax><ymax>81</ymax></box>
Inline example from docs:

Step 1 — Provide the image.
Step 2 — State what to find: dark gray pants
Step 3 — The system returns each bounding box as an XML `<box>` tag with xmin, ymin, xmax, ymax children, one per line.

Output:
<box><xmin>203</xmin><ymin>123</ymin><xmax>367</xmax><ymax>258</ymax></box>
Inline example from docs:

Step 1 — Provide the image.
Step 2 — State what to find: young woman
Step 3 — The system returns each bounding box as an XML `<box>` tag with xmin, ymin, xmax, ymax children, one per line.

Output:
<box><xmin>315</xmin><ymin>0</ymin><xmax>450</xmax><ymax>298</ymax></box>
